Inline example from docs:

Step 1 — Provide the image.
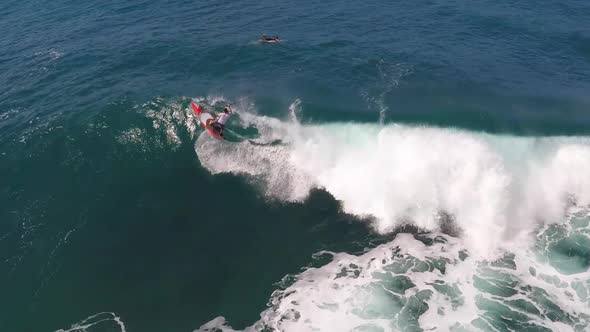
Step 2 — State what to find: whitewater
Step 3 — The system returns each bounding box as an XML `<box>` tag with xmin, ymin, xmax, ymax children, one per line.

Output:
<box><xmin>188</xmin><ymin>99</ymin><xmax>590</xmax><ymax>331</ymax></box>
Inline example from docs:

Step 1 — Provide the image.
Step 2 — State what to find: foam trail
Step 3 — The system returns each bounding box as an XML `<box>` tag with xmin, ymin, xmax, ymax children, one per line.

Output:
<box><xmin>54</xmin><ymin>312</ymin><xmax>126</xmax><ymax>332</ymax></box>
<box><xmin>195</xmin><ymin>105</ymin><xmax>590</xmax><ymax>258</ymax></box>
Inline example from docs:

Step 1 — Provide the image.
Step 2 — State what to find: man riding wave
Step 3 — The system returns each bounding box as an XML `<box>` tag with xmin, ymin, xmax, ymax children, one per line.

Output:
<box><xmin>206</xmin><ymin>105</ymin><xmax>232</xmax><ymax>137</ymax></box>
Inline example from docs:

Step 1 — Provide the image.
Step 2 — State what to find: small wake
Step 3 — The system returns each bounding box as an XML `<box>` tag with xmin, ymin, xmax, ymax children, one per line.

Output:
<box><xmin>54</xmin><ymin>312</ymin><xmax>126</xmax><ymax>332</ymax></box>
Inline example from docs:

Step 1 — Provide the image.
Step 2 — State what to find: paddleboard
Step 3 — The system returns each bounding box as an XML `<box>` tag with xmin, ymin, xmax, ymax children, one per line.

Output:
<box><xmin>191</xmin><ymin>103</ymin><xmax>224</xmax><ymax>140</ymax></box>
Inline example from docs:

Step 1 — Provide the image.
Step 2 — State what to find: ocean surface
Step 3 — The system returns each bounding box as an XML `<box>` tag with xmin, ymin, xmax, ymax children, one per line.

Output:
<box><xmin>1</xmin><ymin>0</ymin><xmax>590</xmax><ymax>331</ymax></box>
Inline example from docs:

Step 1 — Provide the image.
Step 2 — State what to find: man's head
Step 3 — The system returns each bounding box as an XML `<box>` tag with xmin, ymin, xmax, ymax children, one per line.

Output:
<box><xmin>223</xmin><ymin>108</ymin><xmax>229</xmax><ymax>113</ymax></box>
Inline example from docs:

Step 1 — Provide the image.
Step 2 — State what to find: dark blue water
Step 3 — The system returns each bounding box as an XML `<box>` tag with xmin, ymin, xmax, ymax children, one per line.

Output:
<box><xmin>1</xmin><ymin>0</ymin><xmax>590</xmax><ymax>331</ymax></box>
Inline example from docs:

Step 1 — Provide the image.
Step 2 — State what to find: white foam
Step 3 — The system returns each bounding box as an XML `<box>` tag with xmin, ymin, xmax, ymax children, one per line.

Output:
<box><xmin>196</xmin><ymin>234</ymin><xmax>458</xmax><ymax>332</ymax></box>
<box><xmin>196</xmin><ymin>217</ymin><xmax>590</xmax><ymax>332</ymax></box>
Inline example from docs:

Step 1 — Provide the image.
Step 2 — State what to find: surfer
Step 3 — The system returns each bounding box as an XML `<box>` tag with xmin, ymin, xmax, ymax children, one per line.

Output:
<box><xmin>206</xmin><ymin>105</ymin><xmax>232</xmax><ymax>137</ymax></box>
<box><xmin>260</xmin><ymin>34</ymin><xmax>280</xmax><ymax>43</ymax></box>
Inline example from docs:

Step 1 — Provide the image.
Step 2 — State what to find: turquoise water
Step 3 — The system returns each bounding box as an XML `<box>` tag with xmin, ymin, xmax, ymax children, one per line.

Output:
<box><xmin>1</xmin><ymin>1</ymin><xmax>590</xmax><ymax>331</ymax></box>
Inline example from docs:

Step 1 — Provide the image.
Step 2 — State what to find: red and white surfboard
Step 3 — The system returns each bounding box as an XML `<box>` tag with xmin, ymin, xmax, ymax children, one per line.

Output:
<box><xmin>191</xmin><ymin>103</ymin><xmax>223</xmax><ymax>140</ymax></box>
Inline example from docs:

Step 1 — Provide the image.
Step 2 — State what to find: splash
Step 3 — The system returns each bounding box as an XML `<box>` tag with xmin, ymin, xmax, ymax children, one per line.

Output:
<box><xmin>195</xmin><ymin>101</ymin><xmax>590</xmax><ymax>258</ymax></box>
<box><xmin>360</xmin><ymin>60</ymin><xmax>413</xmax><ymax>124</ymax></box>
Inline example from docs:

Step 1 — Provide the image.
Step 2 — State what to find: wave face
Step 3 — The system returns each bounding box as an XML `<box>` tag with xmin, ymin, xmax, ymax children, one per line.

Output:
<box><xmin>191</xmin><ymin>100</ymin><xmax>590</xmax><ymax>331</ymax></box>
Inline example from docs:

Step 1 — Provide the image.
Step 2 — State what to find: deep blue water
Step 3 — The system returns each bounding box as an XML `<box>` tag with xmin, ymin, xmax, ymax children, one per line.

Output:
<box><xmin>1</xmin><ymin>0</ymin><xmax>590</xmax><ymax>331</ymax></box>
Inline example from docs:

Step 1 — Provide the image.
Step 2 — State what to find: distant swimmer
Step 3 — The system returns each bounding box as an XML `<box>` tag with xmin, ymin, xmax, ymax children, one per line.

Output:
<box><xmin>206</xmin><ymin>105</ymin><xmax>233</xmax><ymax>137</ymax></box>
<box><xmin>260</xmin><ymin>34</ymin><xmax>281</xmax><ymax>43</ymax></box>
